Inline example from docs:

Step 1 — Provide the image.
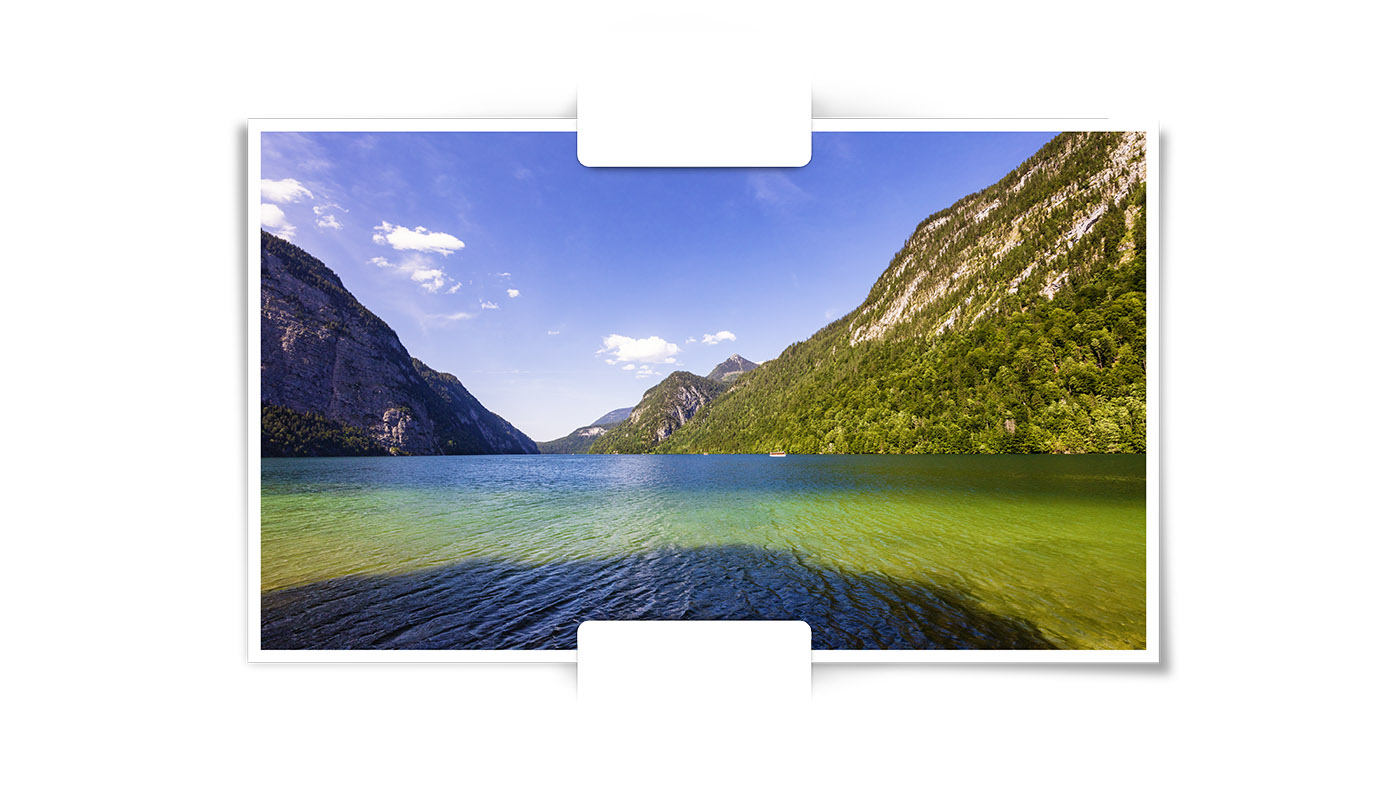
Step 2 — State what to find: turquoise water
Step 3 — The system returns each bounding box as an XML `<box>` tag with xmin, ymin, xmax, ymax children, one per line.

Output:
<box><xmin>261</xmin><ymin>454</ymin><xmax>1146</xmax><ymax>650</ymax></box>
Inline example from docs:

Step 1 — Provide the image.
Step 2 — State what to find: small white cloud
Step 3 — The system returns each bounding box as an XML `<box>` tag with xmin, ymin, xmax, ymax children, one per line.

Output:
<box><xmin>480</xmin><ymin>300</ymin><xmax>499</xmax><ymax>310</ymax></box>
<box><xmin>685</xmin><ymin>337</ymin><xmax>697</xmax><ymax>344</ymax></box>
<box><xmin>447</xmin><ymin>282</ymin><xmax>462</xmax><ymax>294</ymax></box>
<box><xmin>598</xmin><ymin>334</ymin><xmax>680</xmax><ymax>366</ymax></box>
<box><xmin>547</xmin><ymin>329</ymin><xmax>561</xmax><ymax>336</ymax></box>
<box><xmin>634</xmin><ymin>365</ymin><xmax>662</xmax><ymax>378</ymax></box>
<box><xmin>261</xmin><ymin>178</ymin><xmax>313</xmax><ymax>203</ymax></box>
<box><xmin>367</xmin><ymin>256</ymin><xmax>391</xmax><ymax>267</ymax></box>
<box><xmin>260</xmin><ymin>203</ymin><xmax>296</xmax><ymax>239</ymax></box>
<box><xmin>495</xmin><ymin>272</ymin><xmax>512</xmax><ymax>278</ymax></box>
<box><xmin>701</xmin><ymin>330</ymin><xmax>737</xmax><ymax>345</ymax></box>
<box><xmin>507</xmin><ymin>288</ymin><xmax>520</xmax><ymax>298</ymax></box>
<box><xmin>372</xmin><ymin>221</ymin><xmax>464</xmax><ymax>256</ymax></box>
<box><xmin>621</xmin><ymin>363</ymin><xmax>636</xmax><ymax>371</ymax></box>
<box><xmin>428</xmin><ymin>311</ymin><xmax>475</xmax><ymax>322</ymax></box>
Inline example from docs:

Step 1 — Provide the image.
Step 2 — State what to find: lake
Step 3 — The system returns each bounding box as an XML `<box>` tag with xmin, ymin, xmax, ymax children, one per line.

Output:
<box><xmin>261</xmin><ymin>454</ymin><xmax>1147</xmax><ymax>650</ymax></box>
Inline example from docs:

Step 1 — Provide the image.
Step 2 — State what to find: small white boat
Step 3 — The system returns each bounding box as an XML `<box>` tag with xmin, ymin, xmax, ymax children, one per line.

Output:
<box><xmin>769</xmin><ymin>451</ymin><xmax>786</xmax><ymax>457</ymax></box>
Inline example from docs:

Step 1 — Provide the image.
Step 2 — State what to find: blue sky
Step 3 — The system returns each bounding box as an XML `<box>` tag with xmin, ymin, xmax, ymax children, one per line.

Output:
<box><xmin>261</xmin><ymin>130</ymin><xmax>1055</xmax><ymax>441</ymax></box>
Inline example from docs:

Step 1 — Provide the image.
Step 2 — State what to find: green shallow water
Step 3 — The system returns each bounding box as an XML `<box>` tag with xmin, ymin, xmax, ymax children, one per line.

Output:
<box><xmin>262</xmin><ymin>454</ymin><xmax>1147</xmax><ymax>650</ymax></box>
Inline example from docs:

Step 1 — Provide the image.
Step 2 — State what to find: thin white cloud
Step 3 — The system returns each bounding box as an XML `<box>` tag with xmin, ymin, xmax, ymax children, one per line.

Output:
<box><xmin>748</xmin><ymin>172</ymin><xmax>809</xmax><ymax>206</ymax></box>
<box><xmin>313</xmin><ymin>203</ymin><xmax>345</xmax><ymax>230</ymax></box>
<box><xmin>621</xmin><ymin>363</ymin><xmax>636</xmax><ymax>371</ymax></box>
<box><xmin>261</xmin><ymin>178</ymin><xmax>313</xmax><ymax>203</ymax></box>
<box><xmin>260</xmin><ymin>203</ymin><xmax>296</xmax><ymax>239</ymax></box>
<box><xmin>480</xmin><ymin>300</ymin><xmax>499</xmax><ymax>310</ymax></box>
<box><xmin>634</xmin><ymin>364</ymin><xmax>662</xmax><ymax>378</ymax></box>
<box><xmin>372</xmin><ymin>221</ymin><xmax>465</xmax><ymax>256</ymax></box>
<box><xmin>598</xmin><ymin>334</ymin><xmax>680</xmax><ymax>366</ymax></box>
<box><xmin>410</xmin><ymin>267</ymin><xmax>450</xmax><ymax>293</ymax></box>
<box><xmin>701</xmin><ymin>330</ymin><xmax>737</xmax><ymax>345</ymax></box>
<box><xmin>685</xmin><ymin>337</ymin><xmax>697</xmax><ymax>344</ymax></box>
<box><xmin>547</xmin><ymin>329</ymin><xmax>561</xmax><ymax>336</ymax></box>
<box><xmin>507</xmin><ymin>288</ymin><xmax>520</xmax><ymax>298</ymax></box>
<box><xmin>428</xmin><ymin>312</ymin><xmax>475</xmax><ymax>322</ymax></box>
<box><xmin>388</xmin><ymin>253</ymin><xmax>459</xmax><ymax>293</ymax></box>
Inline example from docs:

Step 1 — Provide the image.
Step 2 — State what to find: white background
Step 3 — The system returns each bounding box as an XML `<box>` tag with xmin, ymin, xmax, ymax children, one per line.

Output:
<box><xmin>3</xmin><ymin>1</ymin><xmax>1394</xmax><ymax>785</ymax></box>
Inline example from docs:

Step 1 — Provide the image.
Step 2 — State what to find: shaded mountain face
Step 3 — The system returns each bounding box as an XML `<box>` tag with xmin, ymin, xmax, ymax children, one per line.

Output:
<box><xmin>706</xmin><ymin>354</ymin><xmax>759</xmax><ymax>384</ymax></box>
<box><xmin>657</xmin><ymin>131</ymin><xmax>1149</xmax><ymax>455</ymax></box>
<box><xmin>590</xmin><ymin>407</ymin><xmax>633</xmax><ymax>426</ymax></box>
<box><xmin>588</xmin><ymin>371</ymin><xmax>728</xmax><ymax>454</ymax></box>
<box><xmin>260</xmin><ymin>232</ymin><xmax>537</xmax><ymax>456</ymax></box>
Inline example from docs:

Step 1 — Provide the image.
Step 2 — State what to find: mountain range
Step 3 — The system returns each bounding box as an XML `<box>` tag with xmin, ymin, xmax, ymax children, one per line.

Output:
<box><xmin>260</xmin><ymin>232</ymin><xmax>536</xmax><ymax>456</ymax></box>
<box><xmin>262</xmin><ymin>130</ymin><xmax>1147</xmax><ymax>457</ymax></box>
<box><xmin>652</xmin><ymin>131</ymin><xmax>1148</xmax><ymax>454</ymax></box>
<box><xmin>587</xmin><ymin>131</ymin><xmax>1147</xmax><ymax>454</ymax></box>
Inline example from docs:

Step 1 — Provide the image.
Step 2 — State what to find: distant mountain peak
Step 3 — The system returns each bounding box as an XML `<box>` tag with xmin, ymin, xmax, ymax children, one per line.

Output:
<box><xmin>590</xmin><ymin>407</ymin><xmax>633</xmax><ymax>426</ymax></box>
<box><xmin>707</xmin><ymin>354</ymin><xmax>759</xmax><ymax>383</ymax></box>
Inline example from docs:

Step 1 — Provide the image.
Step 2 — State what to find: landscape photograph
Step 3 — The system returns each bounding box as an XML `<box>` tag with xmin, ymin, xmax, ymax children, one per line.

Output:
<box><xmin>256</xmin><ymin>128</ymin><xmax>1150</xmax><ymax>652</ymax></box>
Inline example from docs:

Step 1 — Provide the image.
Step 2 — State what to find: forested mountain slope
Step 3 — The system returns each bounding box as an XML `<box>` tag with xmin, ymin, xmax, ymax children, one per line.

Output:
<box><xmin>658</xmin><ymin>131</ymin><xmax>1148</xmax><ymax>454</ymax></box>
<box><xmin>589</xmin><ymin>372</ymin><xmax>728</xmax><ymax>454</ymax></box>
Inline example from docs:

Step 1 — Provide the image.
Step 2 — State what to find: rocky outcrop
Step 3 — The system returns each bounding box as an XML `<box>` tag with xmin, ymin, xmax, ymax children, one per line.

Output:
<box><xmin>260</xmin><ymin>232</ymin><xmax>537</xmax><ymax>456</ymax></box>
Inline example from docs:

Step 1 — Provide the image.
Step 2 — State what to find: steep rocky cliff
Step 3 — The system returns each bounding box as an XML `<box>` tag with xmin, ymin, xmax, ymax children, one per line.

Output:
<box><xmin>588</xmin><ymin>372</ymin><xmax>727</xmax><ymax>454</ymax></box>
<box><xmin>260</xmin><ymin>232</ymin><xmax>537</xmax><ymax>456</ymax></box>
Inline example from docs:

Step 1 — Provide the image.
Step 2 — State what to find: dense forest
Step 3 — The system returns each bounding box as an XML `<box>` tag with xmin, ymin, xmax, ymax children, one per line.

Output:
<box><xmin>652</xmin><ymin>131</ymin><xmax>1148</xmax><ymax>454</ymax></box>
<box><xmin>261</xmin><ymin>404</ymin><xmax>388</xmax><ymax>457</ymax></box>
